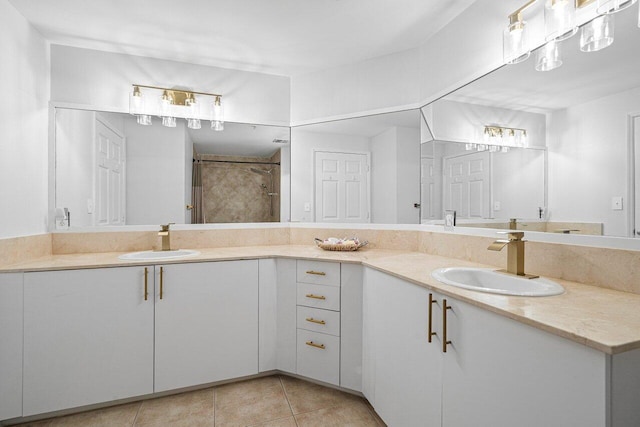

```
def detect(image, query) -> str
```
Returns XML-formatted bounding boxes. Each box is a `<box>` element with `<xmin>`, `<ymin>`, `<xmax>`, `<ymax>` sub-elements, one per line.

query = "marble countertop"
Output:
<box><xmin>2</xmin><ymin>245</ymin><xmax>639</xmax><ymax>355</ymax></box>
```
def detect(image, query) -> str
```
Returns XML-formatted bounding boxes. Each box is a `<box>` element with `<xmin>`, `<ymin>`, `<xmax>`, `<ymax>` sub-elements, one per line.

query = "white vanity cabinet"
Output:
<box><xmin>363</xmin><ymin>267</ymin><xmax>629</xmax><ymax>427</ymax></box>
<box><xmin>0</xmin><ymin>273</ymin><xmax>23</xmax><ymax>420</ymax></box>
<box><xmin>270</xmin><ymin>259</ymin><xmax>363</xmax><ymax>391</ymax></box>
<box><xmin>154</xmin><ymin>260</ymin><xmax>259</xmax><ymax>392</ymax></box>
<box><xmin>23</xmin><ymin>266</ymin><xmax>155</xmax><ymax>416</ymax></box>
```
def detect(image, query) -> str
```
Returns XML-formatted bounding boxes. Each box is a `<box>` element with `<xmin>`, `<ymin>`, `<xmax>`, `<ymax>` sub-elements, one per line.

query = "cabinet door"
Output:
<box><xmin>154</xmin><ymin>260</ymin><xmax>259</xmax><ymax>392</ymax></box>
<box><xmin>276</xmin><ymin>258</ymin><xmax>297</xmax><ymax>374</ymax></box>
<box><xmin>0</xmin><ymin>273</ymin><xmax>23</xmax><ymax>421</ymax></box>
<box><xmin>340</xmin><ymin>263</ymin><xmax>363</xmax><ymax>391</ymax></box>
<box><xmin>363</xmin><ymin>268</ymin><xmax>443</xmax><ymax>427</ymax></box>
<box><xmin>23</xmin><ymin>267</ymin><xmax>154</xmax><ymax>416</ymax></box>
<box><xmin>442</xmin><ymin>297</ymin><xmax>607</xmax><ymax>427</ymax></box>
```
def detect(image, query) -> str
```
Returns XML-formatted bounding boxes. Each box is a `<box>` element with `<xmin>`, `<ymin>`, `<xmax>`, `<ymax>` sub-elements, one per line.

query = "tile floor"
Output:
<box><xmin>14</xmin><ymin>375</ymin><xmax>386</xmax><ymax>427</ymax></box>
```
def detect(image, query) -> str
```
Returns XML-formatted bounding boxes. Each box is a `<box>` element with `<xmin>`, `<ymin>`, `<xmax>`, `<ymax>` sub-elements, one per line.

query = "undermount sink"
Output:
<box><xmin>431</xmin><ymin>267</ymin><xmax>564</xmax><ymax>297</ymax></box>
<box><xmin>118</xmin><ymin>249</ymin><xmax>200</xmax><ymax>261</ymax></box>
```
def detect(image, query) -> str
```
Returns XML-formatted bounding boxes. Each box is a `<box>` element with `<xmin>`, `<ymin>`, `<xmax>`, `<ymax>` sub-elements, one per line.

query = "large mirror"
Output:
<box><xmin>422</xmin><ymin>8</ymin><xmax>640</xmax><ymax>238</ymax></box>
<box><xmin>290</xmin><ymin>110</ymin><xmax>421</xmax><ymax>224</ymax></box>
<box><xmin>54</xmin><ymin>108</ymin><xmax>290</xmax><ymax>228</ymax></box>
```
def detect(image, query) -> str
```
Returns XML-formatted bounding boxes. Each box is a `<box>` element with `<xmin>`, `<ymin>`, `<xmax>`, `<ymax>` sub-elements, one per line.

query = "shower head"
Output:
<box><xmin>250</xmin><ymin>167</ymin><xmax>272</xmax><ymax>175</ymax></box>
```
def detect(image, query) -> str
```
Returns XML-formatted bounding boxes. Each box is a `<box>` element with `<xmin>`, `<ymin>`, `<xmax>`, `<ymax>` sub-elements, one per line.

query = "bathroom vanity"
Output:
<box><xmin>1</xmin><ymin>246</ymin><xmax>640</xmax><ymax>426</ymax></box>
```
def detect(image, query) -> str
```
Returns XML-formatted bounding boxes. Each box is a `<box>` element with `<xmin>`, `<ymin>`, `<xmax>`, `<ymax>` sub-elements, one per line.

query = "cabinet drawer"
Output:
<box><xmin>297</xmin><ymin>283</ymin><xmax>340</xmax><ymax>311</ymax></box>
<box><xmin>296</xmin><ymin>330</ymin><xmax>340</xmax><ymax>386</ymax></box>
<box><xmin>297</xmin><ymin>261</ymin><xmax>340</xmax><ymax>286</ymax></box>
<box><xmin>297</xmin><ymin>306</ymin><xmax>340</xmax><ymax>336</ymax></box>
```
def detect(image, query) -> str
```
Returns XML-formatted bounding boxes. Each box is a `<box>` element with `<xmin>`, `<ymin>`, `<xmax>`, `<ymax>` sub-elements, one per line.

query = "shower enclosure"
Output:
<box><xmin>197</xmin><ymin>152</ymin><xmax>281</xmax><ymax>223</ymax></box>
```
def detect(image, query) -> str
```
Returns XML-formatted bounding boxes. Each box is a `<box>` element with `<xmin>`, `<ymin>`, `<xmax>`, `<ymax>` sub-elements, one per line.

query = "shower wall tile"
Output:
<box><xmin>0</xmin><ymin>233</ymin><xmax>51</xmax><ymax>267</ymax></box>
<box><xmin>200</xmin><ymin>154</ymin><xmax>280</xmax><ymax>223</ymax></box>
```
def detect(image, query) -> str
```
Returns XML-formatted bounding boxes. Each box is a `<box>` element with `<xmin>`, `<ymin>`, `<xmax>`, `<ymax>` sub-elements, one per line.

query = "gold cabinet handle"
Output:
<box><xmin>428</xmin><ymin>293</ymin><xmax>437</xmax><ymax>343</ymax></box>
<box><xmin>442</xmin><ymin>299</ymin><xmax>452</xmax><ymax>353</ymax></box>
<box><xmin>144</xmin><ymin>267</ymin><xmax>149</xmax><ymax>301</ymax></box>
<box><xmin>305</xmin><ymin>294</ymin><xmax>326</xmax><ymax>300</ymax></box>
<box><xmin>159</xmin><ymin>266</ymin><xmax>164</xmax><ymax>300</ymax></box>
<box><xmin>306</xmin><ymin>341</ymin><xmax>325</xmax><ymax>349</ymax></box>
<box><xmin>306</xmin><ymin>317</ymin><xmax>326</xmax><ymax>325</ymax></box>
<box><xmin>306</xmin><ymin>270</ymin><xmax>326</xmax><ymax>276</ymax></box>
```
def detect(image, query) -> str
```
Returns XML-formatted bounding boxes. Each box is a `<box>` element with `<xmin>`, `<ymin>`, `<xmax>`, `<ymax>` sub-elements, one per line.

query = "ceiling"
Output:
<box><xmin>447</xmin><ymin>6</ymin><xmax>640</xmax><ymax>112</ymax></box>
<box><xmin>295</xmin><ymin>109</ymin><xmax>420</xmax><ymax>138</ymax></box>
<box><xmin>9</xmin><ymin>0</ymin><xmax>476</xmax><ymax>77</ymax></box>
<box><xmin>189</xmin><ymin>122</ymin><xmax>289</xmax><ymax>157</ymax></box>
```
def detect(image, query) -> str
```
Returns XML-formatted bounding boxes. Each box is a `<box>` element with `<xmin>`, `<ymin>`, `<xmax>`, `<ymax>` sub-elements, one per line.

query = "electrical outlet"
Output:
<box><xmin>304</xmin><ymin>202</ymin><xmax>311</xmax><ymax>212</ymax></box>
<box><xmin>493</xmin><ymin>201</ymin><xmax>501</xmax><ymax>211</ymax></box>
<box><xmin>87</xmin><ymin>199</ymin><xmax>94</xmax><ymax>214</ymax></box>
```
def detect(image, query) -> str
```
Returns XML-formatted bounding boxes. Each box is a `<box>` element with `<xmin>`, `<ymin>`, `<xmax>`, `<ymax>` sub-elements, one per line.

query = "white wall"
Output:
<box><xmin>124</xmin><ymin>116</ymin><xmax>188</xmax><ymax>225</ymax></box>
<box><xmin>370</xmin><ymin>128</ymin><xmax>397</xmax><ymax>223</ymax></box>
<box><xmin>0</xmin><ymin>0</ymin><xmax>50</xmax><ymax>239</ymax></box>
<box><xmin>54</xmin><ymin>109</ymin><xmax>94</xmax><ymax>228</ymax></box>
<box><xmin>50</xmin><ymin>45</ymin><xmax>290</xmax><ymax>125</ymax></box>
<box><xmin>290</xmin><ymin>130</ymin><xmax>370</xmax><ymax>222</ymax></box>
<box><xmin>396</xmin><ymin>126</ymin><xmax>421</xmax><ymax>223</ymax></box>
<box><xmin>429</xmin><ymin>99</ymin><xmax>546</xmax><ymax>148</ymax></box>
<box><xmin>492</xmin><ymin>148</ymin><xmax>545</xmax><ymax>219</ymax></box>
<box><xmin>547</xmin><ymin>87</ymin><xmax>640</xmax><ymax>237</ymax></box>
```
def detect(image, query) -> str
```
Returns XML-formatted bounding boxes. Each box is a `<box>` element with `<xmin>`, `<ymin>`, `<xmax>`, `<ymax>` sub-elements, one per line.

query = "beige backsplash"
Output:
<box><xmin>3</xmin><ymin>227</ymin><xmax>639</xmax><ymax>295</ymax></box>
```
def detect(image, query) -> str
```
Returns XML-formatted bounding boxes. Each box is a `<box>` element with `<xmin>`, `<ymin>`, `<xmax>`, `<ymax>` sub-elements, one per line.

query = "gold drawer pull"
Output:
<box><xmin>306</xmin><ymin>317</ymin><xmax>326</xmax><ymax>325</ymax></box>
<box><xmin>306</xmin><ymin>341</ymin><xmax>325</xmax><ymax>350</ymax></box>
<box><xmin>443</xmin><ymin>299</ymin><xmax>452</xmax><ymax>353</ymax></box>
<box><xmin>305</xmin><ymin>294</ymin><xmax>326</xmax><ymax>300</ymax></box>
<box><xmin>306</xmin><ymin>270</ymin><xmax>326</xmax><ymax>276</ymax></box>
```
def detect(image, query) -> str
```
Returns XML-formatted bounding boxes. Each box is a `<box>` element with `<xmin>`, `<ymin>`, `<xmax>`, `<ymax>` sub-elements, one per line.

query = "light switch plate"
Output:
<box><xmin>494</xmin><ymin>201</ymin><xmax>501</xmax><ymax>211</ymax></box>
<box><xmin>612</xmin><ymin>196</ymin><xmax>623</xmax><ymax>210</ymax></box>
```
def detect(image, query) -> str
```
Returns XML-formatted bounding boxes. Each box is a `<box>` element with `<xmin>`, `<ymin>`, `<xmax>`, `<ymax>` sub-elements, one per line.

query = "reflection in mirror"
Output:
<box><xmin>422</xmin><ymin>7</ymin><xmax>640</xmax><ymax>238</ymax></box>
<box><xmin>291</xmin><ymin>110</ymin><xmax>421</xmax><ymax>224</ymax></box>
<box><xmin>54</xmin><ymin>108</ymin><xmax>290</xmax><ymax>228</ymax></box>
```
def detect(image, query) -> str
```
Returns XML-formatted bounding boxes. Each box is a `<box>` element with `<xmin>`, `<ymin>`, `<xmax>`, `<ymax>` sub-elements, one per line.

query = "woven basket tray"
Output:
<box><xmin>314</xmin><ymin>238</ymin><xmax>368</xmax><ymax>251</ymax></box>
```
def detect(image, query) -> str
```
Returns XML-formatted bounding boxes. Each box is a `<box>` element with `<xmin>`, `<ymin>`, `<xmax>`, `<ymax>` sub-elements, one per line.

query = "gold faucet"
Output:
<box><xmin>158</xmin><ymin>223</ymin><xmax>174</xmax><ymax>251</ymax></box>
<box><xmin>487</xmin><ymin>231</ymin><xmax>538</xmax><ymax>279</ymax></box>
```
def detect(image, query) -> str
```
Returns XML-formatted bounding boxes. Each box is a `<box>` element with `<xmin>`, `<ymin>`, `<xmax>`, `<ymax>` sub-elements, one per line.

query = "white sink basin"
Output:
<box><xmin>431</xmin><ymin>267</ymin><xmax>564</xmax><ymax>297</ymax></box>
<box><xmin>118</xmin><ymin>249</ymin><xmax>200</xmax><ymax>261</ymax></box>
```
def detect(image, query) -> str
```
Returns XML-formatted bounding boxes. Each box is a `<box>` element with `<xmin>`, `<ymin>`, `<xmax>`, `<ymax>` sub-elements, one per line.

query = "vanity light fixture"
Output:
<box><xmin>128</xmin><ymin>85</ymin><xmax>223</xmax><ymax>131</ymax></box>
<box><xmin>545</xmin><ymin>0</ymin><xmax>578</xmax><ymax>41</ymax></box>
<box><xmin>596</xmin><ymin>0</ymin><xmax>637</xmax><ymax>14</ymax></box>
<box><xmin>470</xmin><ymin>125</ymin><xmax>528</xmax><ymax>152</ymax></box>
<box><xmin>503</xmin><ymin>0</ymin><xmax>537</xmax><ymax>64</ymax></box>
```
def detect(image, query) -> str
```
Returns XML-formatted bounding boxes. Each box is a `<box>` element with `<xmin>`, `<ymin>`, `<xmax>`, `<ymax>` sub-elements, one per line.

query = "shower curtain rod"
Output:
<box><xmin>194</xmin><ymin>159</ymin><xmax>280</xmax><ymax>166</ymax></box>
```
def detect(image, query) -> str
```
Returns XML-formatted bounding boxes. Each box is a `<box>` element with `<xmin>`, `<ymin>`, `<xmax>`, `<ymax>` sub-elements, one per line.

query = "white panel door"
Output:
<box><xmin>315</xmin><ymin>151</ymin><xmax>369</xmax><ymax>223</ymax></box>
<box><xmin>154</xmin><ymin>261</ymin><xmax>259</xmax><ymax>392</ymax></box>
<box><xmin>0</xmin><ymin>273</ymin><xmax>23</xmax><ymax>421</ymax></box>
<box><xmin>421</xmin><ymin>156</ymin><xmax>437</xmax><ymax>221</ymax></box>
<box><xmin>95</xmin><ymin>119</ymin><xmax>125</xmax><ymax>226</ymax></box>
<box><xmin>443</xmin><ymin>151</ymin><xmax>490</xmax><ymax>219</ymax></box>
<box><xmin>23</xmin><ymin>267</ymin><xmax>154</xmax><ymax>416</ymax></box>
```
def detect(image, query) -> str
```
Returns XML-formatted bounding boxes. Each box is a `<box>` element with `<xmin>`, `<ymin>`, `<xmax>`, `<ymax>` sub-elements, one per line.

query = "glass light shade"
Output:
<box><xmin>597</xmin><ymin>0</ymin><xmax>637</xmax><ymax>14</ymax></box>
<box><xmin>503</xmin><ymin>21</ymin><xmax>530</xmax><ymax>64</ymax></box>
<box><xmin>501</xmin><ymin>146</ymin><xmax>511</xmax><ymax>153</ymax></box>
<box><xmin>136</xmin><ymin>114</ymin><xmax>152</xmax><ymax>126</ymax></box>
<box><xmin>580</xmin><ymin>14</ymin><xmax>614</xmax><ymax>52</ymax></box>
<box><xmin>535</xmin><ymin>40</ymin><xmax>563</xmax><ymax>72</ymax></box>
<box><xmin>211</xmin><ymin>120</ymin><xmax>224</xmax><ymax>131</ymax></box>
<box><xmin>129</xmin><ymin>90</ymin><xmax>144</xmax><ymax>115</ymax></box>
<box><xmin>520</xmin><ymin>131</ymin><xmax>528</xmax><ymax>147</ymax></box>
<box><xmin>187</xmin><ymin>118</ymin><xmax>201</xmax><ymax>129</ymax></box>
<box><xmin>489</xmin><ymin>145</ymin><xmax>500</xmax><ymax>152</ymax></box>
<box><xmin>162</xmin><ymin>116</ymin><xmax>176</xmax><ymax>128</ymax></box>
<box><xmin>477</xmin><ymin>144</ymin><xmax>488</xmax><ymax>152</ymax></box>
<box><xmin>465</xmin><ymin>143</ymin><xmax>477</xmax><ymax>151</ymax></box>
<box><xmin>544</xmin><ymin>0</ymin><xmax>577</xmax><ymax>41</ymax></box>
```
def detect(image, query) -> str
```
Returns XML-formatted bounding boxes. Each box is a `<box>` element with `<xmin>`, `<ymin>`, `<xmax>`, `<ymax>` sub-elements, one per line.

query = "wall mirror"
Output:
<box><xmin>422</xmin><ymin>7</ymin><xmax>640</xmax><ymax>238</ymax></box>
<box><xmin>291</xmin><ymin>109</ymin><xmax>421</xmax><ymax>224</ymax></box>
<box><xmin>54</xmin><ymin>107</ymin><xmax>290</xmax><ymax>228</ymax></box>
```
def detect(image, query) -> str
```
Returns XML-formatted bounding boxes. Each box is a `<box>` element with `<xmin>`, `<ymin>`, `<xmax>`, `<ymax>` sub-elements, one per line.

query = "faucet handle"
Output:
<box><xmin>160</xmin><ymin>223</ymin><xmax>175</xmax><ymax>232</ymax></box>
<box><xmin>497</xmin><ymin>231</ymin><xmax>524</xmax><ymax>240</ymax></box>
